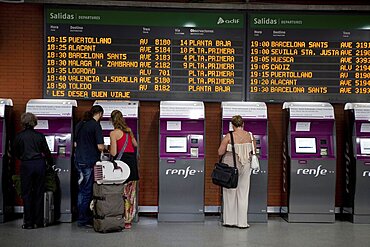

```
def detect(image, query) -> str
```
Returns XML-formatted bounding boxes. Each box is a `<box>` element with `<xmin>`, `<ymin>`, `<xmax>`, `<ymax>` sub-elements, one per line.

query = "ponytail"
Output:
<box><xmin>111</xmin><ymin>110</ymin><xmax>131</xmax><ymax>133</ymax></box>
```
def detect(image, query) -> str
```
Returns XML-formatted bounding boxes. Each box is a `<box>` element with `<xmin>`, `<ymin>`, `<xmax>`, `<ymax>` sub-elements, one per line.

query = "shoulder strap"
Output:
<box><xmin>249</xmin><ymin>132</ymin><xmax>256</xmax><ymax>155</ymax></box>
<box><xmin>116</xmin><ymin>133</ymin><xmax>129</xmax><ymax>160</ymax></box>
<box><xmin>229</xmin><ymin>131</ymin><xmax>237</xmax><ymax>168</ymax></box>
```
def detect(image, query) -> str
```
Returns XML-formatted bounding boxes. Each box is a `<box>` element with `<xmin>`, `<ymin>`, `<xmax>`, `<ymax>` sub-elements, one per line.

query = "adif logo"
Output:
<box><xmin>297</xmin><ymin>165</ymin><xmax>334</xmax><ymax>178</ymax></box>
<box><xmin>165</xmin><ymin>166</ymin><xmax>202</xmax><ymax>179</ymax></box>
<box><xmin>217</xmin><ymin>17</ymin><xmax>240</xmax><ymax>25</ymax></box>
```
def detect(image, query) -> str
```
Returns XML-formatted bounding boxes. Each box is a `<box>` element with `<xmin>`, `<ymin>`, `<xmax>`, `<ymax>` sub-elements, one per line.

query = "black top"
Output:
<box><xmin>74</xmin><ymin>119</ymin><xmax>104</xmax><ymax>165</ymax></box>
<box><xmin>13</xmin><ymin>128</ymin><xmax>53</xmax><ymax>164</ymax></box>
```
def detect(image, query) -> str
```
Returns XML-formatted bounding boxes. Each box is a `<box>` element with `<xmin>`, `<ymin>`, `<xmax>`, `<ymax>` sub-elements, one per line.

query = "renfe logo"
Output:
<box><xmin>296</xmin><ymin>165</ymin><xmax>332</xmax><ymax>178</ymax></box>
<box><xmin>252</xmin><ymin>169</ymin><xmax>267</xmax><ymax>175</ymax></box>
<box><xmin>363</xmin><ymin>171</ymin><xmax>370</xmax><ymax>177</ymax></box>
<box><xmin>165</xmin><ymin>166</ymin><xmax>202</xmax><ymax>179</ymax></box>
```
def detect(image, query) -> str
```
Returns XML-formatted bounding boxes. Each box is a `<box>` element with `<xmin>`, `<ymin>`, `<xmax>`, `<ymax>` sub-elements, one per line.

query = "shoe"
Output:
<box><xmin>35</xmin><ymin>224</ymin><xmax>45</xmax><ymax>228</ymax></box>
<box><xmin>78</xmin><ymin>223</ymin><xmax>93</xmax><ymax>228</ymax></box>
<box><xmin>222</xmin><ymin>224</ymin><xmax>235</xmax><ymax>228</ymax></box>
<box><xmin>22</xmin><ymin>224</ymin><xmax>34</xmax><ymax>229</ymax></box>
<box><xmin>238</xmin><ymin>224</ymin><xmax>250</xmax><ymax>229</ymax></box>
<box><xmin>124</xmin><ymin>223</ymin><xmax>132</xmax><ymax>229</ymax></box>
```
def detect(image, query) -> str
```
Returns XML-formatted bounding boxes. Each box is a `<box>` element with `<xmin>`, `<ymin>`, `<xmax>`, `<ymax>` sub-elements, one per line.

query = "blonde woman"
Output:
<box><xmin>110</xmin><ymin>110</ymin><xmax>139</xmax><ymax>229</ymax></box>
<box><xmin>217</xmin><ymin>115</ymin><xmax>256</xmax><ymax>229</ymax></box>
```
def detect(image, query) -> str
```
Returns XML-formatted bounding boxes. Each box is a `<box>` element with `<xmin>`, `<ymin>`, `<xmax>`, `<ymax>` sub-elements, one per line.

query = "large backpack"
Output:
<box><xmin>92</xmin><ymin>183</ymin><xmax>125</xmax><ymax>233</ymax></box>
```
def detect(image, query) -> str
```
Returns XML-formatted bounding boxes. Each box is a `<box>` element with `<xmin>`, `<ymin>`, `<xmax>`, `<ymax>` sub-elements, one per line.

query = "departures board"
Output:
<box><xmin>247</xmin><ymin>12</ymin><xmax>370</xmax><ymax>102</ymax></box>
<box><xmin>44</xmin><ymin>6</ymin><xmax>245</xmax><ymax>101</ymax></box>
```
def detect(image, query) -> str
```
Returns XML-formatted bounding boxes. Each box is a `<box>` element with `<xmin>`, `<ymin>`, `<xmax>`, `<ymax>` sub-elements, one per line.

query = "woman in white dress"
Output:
<box><xmin>217</xmin><ymin>115</ymin><xmax>256</xmax><ymax>229</ymax></box>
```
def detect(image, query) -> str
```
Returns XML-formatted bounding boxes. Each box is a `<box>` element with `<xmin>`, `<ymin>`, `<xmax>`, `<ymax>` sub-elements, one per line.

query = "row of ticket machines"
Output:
<box><xmin>0</xmin><ymin>99</ymin><xmax>370</xmax><ymax>223</ymax></box>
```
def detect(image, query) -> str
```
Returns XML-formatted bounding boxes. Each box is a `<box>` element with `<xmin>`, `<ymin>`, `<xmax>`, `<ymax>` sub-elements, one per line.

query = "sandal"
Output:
<box><xmin>124</xmin><ymin>223</ymin><xmax>132</xmax><ymax>229</ymax></box>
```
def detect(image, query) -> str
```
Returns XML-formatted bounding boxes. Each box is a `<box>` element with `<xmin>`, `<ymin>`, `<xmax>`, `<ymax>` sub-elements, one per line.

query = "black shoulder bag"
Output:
<box><xmin>211</xmin><ymin>131</ymin><xmax>238</xmax><ymax>189</ymax></box>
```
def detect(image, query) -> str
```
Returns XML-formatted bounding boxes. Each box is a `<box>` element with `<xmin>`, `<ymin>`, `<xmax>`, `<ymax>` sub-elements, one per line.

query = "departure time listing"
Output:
<box><xmin>45</xmin><ymin>32</ymin><xmax>244</xmax><ymax>101</ymax></box>
<box><xmin>248</xmin><ymin>13</ymin><xmax>370</xmax><ymax>102</ymax></box>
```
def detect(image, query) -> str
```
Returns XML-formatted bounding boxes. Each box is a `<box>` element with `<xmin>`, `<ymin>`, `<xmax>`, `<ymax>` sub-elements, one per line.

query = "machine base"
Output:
<box><xmin>158</xmin><ymin>213</ymin><xmax>204</xmax><ymax>222</ymax></box>
<box><xmin>284</xmin><ymin>213</ymin><xmax>335</xmax><ymax>223</ymax></box>
<box><xmin>59</xmin><ymin>213</ymin><xmax>72</xmax><ymax>223</ymax></box>
<box><xmin>350</xmin><ymin>214</ymin><xmax>370</xmax><ymax>224</ymax></box>
<box><xmin>248</xmin><ymin>213</ymin><xmax>268</xmax><ymax>223</ymax></box>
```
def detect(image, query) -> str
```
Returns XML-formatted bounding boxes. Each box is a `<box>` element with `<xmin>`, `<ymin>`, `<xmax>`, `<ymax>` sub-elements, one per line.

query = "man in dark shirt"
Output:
<box><xmin>13</xmin><ymin>112</ymin><xmax>53</xmax><ymax>229</ymax></box>
<box><xmin>74</xmin><ymin>105</ymin><xmax>104</xmax><ymax>228</ymax></box>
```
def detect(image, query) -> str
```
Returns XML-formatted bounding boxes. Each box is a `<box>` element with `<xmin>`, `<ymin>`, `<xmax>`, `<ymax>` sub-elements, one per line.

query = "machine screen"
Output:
<box><xmin>295</xmin><ymin>138</ymin><xmax>317</xmax><ymax>154</ymax></box>
<box><xmin>100</xmin><ymin>121</ymin><xmax>114</xmax><ymax>130</ymax></box>
<box><xmin>166</xmin><ymin>137</ymin><xmax>187</xmax><ymax>153</ymax></box>
<box><xmin>104</xmin><ymin>137</ymin><xmax>111</xmax><ymax>146</ymax></box>
<box><xmin>360</xmin><ymin>138</ymin><xmax>370</xmax><ymax>155</ymax></box>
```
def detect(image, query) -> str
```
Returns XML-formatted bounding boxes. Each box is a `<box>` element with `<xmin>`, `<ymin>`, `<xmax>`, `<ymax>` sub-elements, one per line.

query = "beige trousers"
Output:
<box><xmin>222</xmin><ymin>151</ymin><xmax>251</xmax><ymax>227</ymax></box>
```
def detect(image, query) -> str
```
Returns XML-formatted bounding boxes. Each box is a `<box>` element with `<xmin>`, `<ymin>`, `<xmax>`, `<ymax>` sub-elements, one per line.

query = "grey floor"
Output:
<box><xmin>1</xmin><ymin>216</ymin><xmax>370</xmax><ymax>247</ymax></box>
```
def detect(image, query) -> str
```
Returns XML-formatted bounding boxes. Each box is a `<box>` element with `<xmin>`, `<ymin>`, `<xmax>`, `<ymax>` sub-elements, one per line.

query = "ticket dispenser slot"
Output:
<box><xmin>159</xmin><ymin>101</ymin><xmax>205</xmax><ymax>222</ymax></box>
<box><xmin>283</xmin><ymin>102</ymin><xmax>336</xmax><ymax>223</ymax></box>
<box><xmin>26</xmin><ymin>99</ymin><xmax>77</xmax><ymax>223</ymax></box>
<box><xmin>56</xmin><ymin>136</ymin><xmax>67</xmax><ymax>157</ymax></box>
<box><xmin>221</xmin><ymin>101</ymin><xmax>268</xmax><ymax>223</ymax></box>
<box><xmin>320</xmin><ymin>139</ymin><xmax>328</xmax><ymax>157</ymax></box>
<box><xmin>58</xmin><ymin>146</ymin><xmax>66</xmax><ymax>157</ymax></box>
<box><xmin>255</xmin><ymin>138</ymin><xmax>261</xmax><ymax>155</ymax></box>
<box><xmin>344</xmin><ymin>103</ymin><xmax>370</xmax><ymax>223</ymax></box>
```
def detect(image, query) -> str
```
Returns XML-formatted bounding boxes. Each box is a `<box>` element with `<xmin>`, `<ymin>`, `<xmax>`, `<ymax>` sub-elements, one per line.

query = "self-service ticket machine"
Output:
<box><xmin>93</xmin><ymin>100</ymin><xmax>139</xmax><ymax>153</ymax></box>
<box><xmin>0</xmin><ymin>99</ymin><xmax>13</xmax><ymax>223</ymax></box>
<box><xmin>282</xmin><ymin>102</ymin><xmax>336</xmax><ymax>223</ymax></box>
<box><xmin>158</xmin><ymin>101</ymin><xmax>205</xmax><ymax>222</ymax></box>
<box><xmin>93</xmin><ymin>100</ymin><xmax>140</xmax><ymax>220</ymax></box>
<box><xmin>26</xmin><ymin>99</ymin><xmax>77</xmax><ymax>222</ymax></box>
<box><xmin>221</xmin><ymin>102</ymin><xmax>268</xmax><ymax>222</ymax></box>
<box><xmin>344</xmin><ymin>103</ymin><xmax>370</xmax><ymax>223</ymax></box>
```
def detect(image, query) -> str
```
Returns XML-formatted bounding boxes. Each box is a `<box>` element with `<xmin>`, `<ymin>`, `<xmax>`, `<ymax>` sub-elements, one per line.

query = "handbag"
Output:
<box><xmin>211</xmin><ymin>131</ymin><xmax>238</xmax><ymax>189</ymax></box>
<box><xmin>249</xmin><ymin>132</ymin><xmax>260</xmax><ymax>171</ymax></box>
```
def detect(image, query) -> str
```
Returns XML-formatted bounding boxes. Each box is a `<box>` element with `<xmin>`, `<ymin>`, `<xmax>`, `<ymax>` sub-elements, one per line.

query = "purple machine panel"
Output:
<box><xmin>290</xmin><ymin>119</ymin><xmax>335</xmax><ymax>160</ymax></box>
<box><xmin>93</xmin><ymin>100</ymin><xmax>139</xmax><ymax>154</ymax></box>
<box><xmin>221</xmin><ymin>119</ymin><xmax>268</xmax><ymax>159</ymax></box>
<box><xmin>344</xmin><ymin>103</ymin><xmax>370</xmax><ymax>223</ymax></box>
<box><xmin>282</xmin><ymin>102</ymin><xmax>336</xmax><ymax>223</ymax></box>
<box><xmin>221</xmin><ymin>102</ymin><xmax>268</xmax><ymax>222</ymax></box>
<box><xmin>159</xmin><ymin>119</ymin><xmax>204</xmax><ymax>159</ymax></box>
<box><xmin>26</xmin><ymin>99</ymin><xmax>77</xmax><ymax>223</ymax></box>
<box><xmin>158</xmin><ymin>101</ymin><xmax>205</xmax><ymax>222</ymax></box>
<box><xmin>34</xmin><ymin>118</ymin><xmax>73</xmax><ymax>157</ymax></box>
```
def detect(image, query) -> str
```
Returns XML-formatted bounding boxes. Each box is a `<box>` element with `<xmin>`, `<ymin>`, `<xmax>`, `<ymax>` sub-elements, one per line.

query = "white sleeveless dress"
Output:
<box><xmin>222</xmin><ymin>143</ymin><xmax>252</xmax><ymax>228</ymax></box>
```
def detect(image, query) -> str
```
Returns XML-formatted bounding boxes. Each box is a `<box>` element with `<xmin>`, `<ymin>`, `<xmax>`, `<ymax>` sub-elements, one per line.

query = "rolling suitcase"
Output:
<box><xmin>92</xmin><ymin>183</ymin><xmax>125</xmax><ymax>233</ymax></box>
<box><xmin>44</xmin><ymin>191</ymin><xmax>55</xmax><ymax>226</ymax></box>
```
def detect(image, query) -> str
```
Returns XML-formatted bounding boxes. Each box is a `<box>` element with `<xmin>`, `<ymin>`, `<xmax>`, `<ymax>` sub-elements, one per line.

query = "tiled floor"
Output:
<box><xmin>1</xmin><ymin>215</ymin><xmax>370</xmax><ymax>247</ymax></box>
